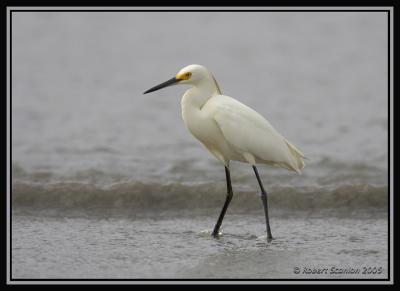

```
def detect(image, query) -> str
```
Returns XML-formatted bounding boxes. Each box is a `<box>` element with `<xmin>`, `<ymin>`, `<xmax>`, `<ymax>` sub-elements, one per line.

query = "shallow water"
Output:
<box><xmin>11</xmin><ymin>11</ymin><xmax>389</xmax><ymax>280</ymax></box>
<box><xmin>12</xmin><ymin>211</ymin><xmax>388</xmax><ymax>279</ymax></box>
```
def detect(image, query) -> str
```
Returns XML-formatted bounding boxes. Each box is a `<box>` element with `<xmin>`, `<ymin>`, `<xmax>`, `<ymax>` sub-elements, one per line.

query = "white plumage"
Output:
<box><xmin>144</xmin><ymin>64</ymin><xmax>305</xmax><ymax>239</ymax></box>
<box><xmin>178</xmin><ymin>64</ymin><xmax>305</xmax><ymax>172</ymax></box>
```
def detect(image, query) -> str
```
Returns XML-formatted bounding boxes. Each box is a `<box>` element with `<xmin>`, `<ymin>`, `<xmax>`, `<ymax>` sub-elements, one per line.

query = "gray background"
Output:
<box><xmin>11</xmin><ymin>11</ymin><xmax>389</xmax><ymax>279</ymax></box>
<box><xmin>12</xmin><ymin>11</ymin><xmax>388</xmax><ymax>187</ymax></box>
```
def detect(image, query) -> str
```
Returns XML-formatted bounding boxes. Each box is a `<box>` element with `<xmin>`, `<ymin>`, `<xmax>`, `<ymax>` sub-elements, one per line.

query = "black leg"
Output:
<box><xmin>212</xmin><ymin>166</ymin><xmax>233</xmax><ymax>238</ymax></box>
<box><xmin>252</xmin><ymin>165</ymin><xmax>273</xmax><ymax>241</ymax></box>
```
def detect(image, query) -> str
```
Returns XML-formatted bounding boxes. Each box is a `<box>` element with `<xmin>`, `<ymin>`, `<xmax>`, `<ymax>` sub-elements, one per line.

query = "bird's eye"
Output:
<box><xmin>186</xmin><ymin>72</ymin><xmax>192</xmax><ymax>79</ymax></box>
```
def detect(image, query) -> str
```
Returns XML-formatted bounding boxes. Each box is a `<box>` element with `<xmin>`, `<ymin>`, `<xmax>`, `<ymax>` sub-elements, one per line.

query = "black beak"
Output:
<box><xmin>143</xmin><ymin>77</ymin><xmax>181</xmax><ymax>94</ymax></box>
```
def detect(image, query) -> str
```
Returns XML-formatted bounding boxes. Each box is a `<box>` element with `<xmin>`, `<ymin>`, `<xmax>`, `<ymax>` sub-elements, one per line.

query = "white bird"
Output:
<box><xmin>144</xmin><ymin>64</ymin><xmax>305</xmax><ymax>240</ymax></box>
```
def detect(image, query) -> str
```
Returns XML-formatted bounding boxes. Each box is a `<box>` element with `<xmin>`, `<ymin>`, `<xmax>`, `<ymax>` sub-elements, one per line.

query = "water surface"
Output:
<box><xmin>11</xmin><ymin>11</ymin><xmax>389</xmax><ymax>280</ymax></box>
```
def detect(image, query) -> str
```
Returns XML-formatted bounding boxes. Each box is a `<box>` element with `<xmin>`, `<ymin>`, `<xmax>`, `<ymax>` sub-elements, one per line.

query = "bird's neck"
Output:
<box><xmin>182</xmin><ymin>79</ymin><xmax>221</xmax><ymax>110</ymax></box>
<box><xmin>181</xmin><ymin>89</ymin><xmax>206</xmax><ymax>119</ymax></box>
<box><xmin>180</xmin><ymin>78</ymin><xmax>222</xmax><ymax>146</ymax></box>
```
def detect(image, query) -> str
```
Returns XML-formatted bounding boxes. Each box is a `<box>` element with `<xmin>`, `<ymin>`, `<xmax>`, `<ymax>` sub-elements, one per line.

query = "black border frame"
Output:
<box><xmin>6</xmin><ymin>7</ymin><xmax>394</xmax><ymax>284</ymax></box>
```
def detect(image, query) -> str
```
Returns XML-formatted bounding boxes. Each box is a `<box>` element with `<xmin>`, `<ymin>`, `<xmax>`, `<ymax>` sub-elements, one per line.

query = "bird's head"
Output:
<box><xmin>175</xmin><ymin>64</ymin><xmax>210</xmax><ymax>84</ymax></box>
<box><xmin>143</xmin><ymin>64</ymin><xmax>219</xmax><ymax>94</ymax></box>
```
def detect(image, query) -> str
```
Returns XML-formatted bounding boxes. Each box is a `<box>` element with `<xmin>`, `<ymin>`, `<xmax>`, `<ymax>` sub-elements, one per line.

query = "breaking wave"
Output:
<box><xmin>12</xmin><ymin>181</ymin><xmax>388</xmax><ymax>211</ymax></box>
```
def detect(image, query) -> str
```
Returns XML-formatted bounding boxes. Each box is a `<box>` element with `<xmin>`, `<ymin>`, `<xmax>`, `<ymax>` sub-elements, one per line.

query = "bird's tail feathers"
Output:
<box><xmin>283</xmin><ymin>139</ymin><xmax>306</xmax><ymax>174</ymax></box>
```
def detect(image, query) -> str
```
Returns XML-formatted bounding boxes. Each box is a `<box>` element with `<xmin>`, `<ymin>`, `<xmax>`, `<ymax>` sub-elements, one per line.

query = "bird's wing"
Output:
<box><xmin>209</xmin><ymin>95</ymin><xmax>305</xmax><ymax>172</ymax></box>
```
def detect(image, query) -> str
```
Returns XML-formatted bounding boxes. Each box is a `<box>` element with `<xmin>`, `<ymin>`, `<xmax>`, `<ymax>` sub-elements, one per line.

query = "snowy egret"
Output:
<box><xmin>144</xmin><ymin>64</ymin><xmax>305</xmax><ymax>240</ymax></box>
